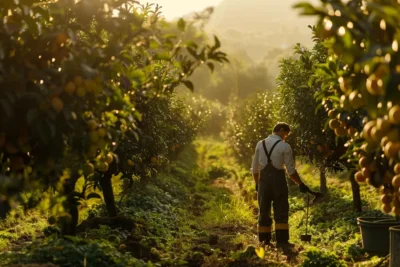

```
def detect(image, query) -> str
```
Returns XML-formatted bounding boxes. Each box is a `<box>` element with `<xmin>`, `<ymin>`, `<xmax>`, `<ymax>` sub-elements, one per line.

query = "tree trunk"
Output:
<box><xmin>100</xmin><ymin>173</ymin><xmax>118</xmax><ymax>217</ymax></box>
<box><xmin>61</xmin><ymin>177</ymin><xmax>79</xmax><ymax>236</ymax></box>
<box><xmin>349</xmin><ymin>170</ymin><xmax>362</xmax><ymax>212</ymax></box>
<box><xmin>319</xmin><ymin>165</ymin><xmax>328</xmax><ymax>194</ymax></box>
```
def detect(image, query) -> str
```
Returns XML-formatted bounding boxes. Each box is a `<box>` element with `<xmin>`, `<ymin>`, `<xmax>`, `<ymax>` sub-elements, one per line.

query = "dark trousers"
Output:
<box><xmin>257</xmin><ymin>164</ymin><xmax>289</xmax><ymax>244</ymax></box>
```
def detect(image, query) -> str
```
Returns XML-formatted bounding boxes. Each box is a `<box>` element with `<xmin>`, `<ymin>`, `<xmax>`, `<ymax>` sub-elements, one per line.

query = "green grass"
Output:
<box><xmin>202</xmin><ymin>197</ymin><xmax>255</xmax><ymax>227</ymax></box>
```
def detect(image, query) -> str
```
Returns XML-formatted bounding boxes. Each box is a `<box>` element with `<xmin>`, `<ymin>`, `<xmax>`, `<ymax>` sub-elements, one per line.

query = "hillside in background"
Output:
<box><xmin>206</xmin><ymin>0</ymin><xmax>317</xmax><ymax>83</ymax></box>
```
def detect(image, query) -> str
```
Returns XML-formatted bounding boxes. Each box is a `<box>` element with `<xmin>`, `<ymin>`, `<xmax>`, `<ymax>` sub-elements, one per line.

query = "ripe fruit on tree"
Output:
<box><xmin>394</xmin><ymin>163</ymin><xmax>400</xmax><ymax>174</ymax></box>
<box><xmin>334</xmin><ymin>126</ymin><xmax>347</xmax><ymax>137</ymax></box>
<box><xmin>381</xmin><ymin>194</ymin><xmax>392</xmax><ymax>204</ymax></box>
<box><xmin>51</xmin><ymin>97</ymin><xmax>64</xmax><ymax>113</ymax></box>
<box><xmin>97</xmin><ymin>161</ymin><xmax>109</xmax><ymax>172</ymax></box>
<box><xmin>359</xmin><ymin>157</ymin><xmax>369</xmax><ymax>168</ymax></box>
<box><xmin>393</xmin><ymin>175</ymin><xmax>400</xmax><ymax>188</ymax></box>
<box><xmin>328</xmin><ymin>109</ymin><xmax>337</xmax><ymax>118</ymax></box>
<box><xmin>389</xmin><ymin>105</ymin><xmax>400</xmax><ymax>124</ymax></box>
<box><xmin>384</xmin><ymin>142</ymin><xmax>400</xmax><ymax>158</ymax></box>
<box><xmin>106</xmin><ymin>153</ymin><xmax>114</xmax><ymax>164</ymax></box>
<box><xmin>329</xmin><ymin>119</ymin><xmax>340</xmax><ymax>130</ymax></box>
<box><xmin>87</xmin><ymin>120</ymin><xmax>98</xmax><ymax>131</ymax></box>
<box><xmin>127</xmin><ymin>160</ymin><xmax>134</xmax><ymax>166</ymax></box>
<box><xmin>366</xmin><ymin>74</ymin><xmax>384</xmax><ymax>96</ymax></box>
<box><xmin>98</xmin><ymin>128</ymin><xmax>107</xmax><ymax>138</ymax></box>
<box><xmin>64</xmin><ymin>81</ymin><xmax>76</xmax><ymax>95</ymax></box>
<box><xmin>355</xmin><ymin>171</ymin><xmax>366</xmax><ymax>183</ymax></box>
<box><xmin>83</xmin><ymin>162</ymin><xmax>95</xmax><ymax>176</ymax></box>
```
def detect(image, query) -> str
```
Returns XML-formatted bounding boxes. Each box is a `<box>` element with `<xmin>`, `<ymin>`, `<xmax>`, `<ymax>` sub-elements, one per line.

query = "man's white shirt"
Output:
<box><xmin>251</xmin><ymin>134</ymin><xmax>297</xmax><ymax>175</ymax></box>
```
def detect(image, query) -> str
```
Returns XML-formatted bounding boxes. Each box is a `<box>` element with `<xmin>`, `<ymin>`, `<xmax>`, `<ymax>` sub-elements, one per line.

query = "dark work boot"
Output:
<box><xmin>276</xmin><ymin>230</ymin><xmax>295</xmax><ymax>253</ymax></box>
<box><xmin>258</xmin><ymin>232</ymin><xmax>271</xmax><ymax>244</ymax></box>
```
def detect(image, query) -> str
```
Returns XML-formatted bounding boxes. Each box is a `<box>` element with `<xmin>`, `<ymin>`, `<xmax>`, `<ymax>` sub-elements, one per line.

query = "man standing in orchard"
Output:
<box><xmin>252</xmin><ymin>122</ymin><xmax>314</xmax><ymax>250</ymax></box>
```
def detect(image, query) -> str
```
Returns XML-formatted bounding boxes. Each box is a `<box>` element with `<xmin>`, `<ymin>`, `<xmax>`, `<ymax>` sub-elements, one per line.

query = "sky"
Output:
<box><xmin>147</xmin><ymin>0</ymin><xmax>222</xmax><ymax>19</ymax></box>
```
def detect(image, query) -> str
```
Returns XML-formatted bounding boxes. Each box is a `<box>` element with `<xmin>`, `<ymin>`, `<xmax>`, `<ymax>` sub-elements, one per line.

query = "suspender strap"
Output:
<box><xmin>262</xmin><ymin>140</ymin><xmax>282</xmax><ymax>164</ymax></box>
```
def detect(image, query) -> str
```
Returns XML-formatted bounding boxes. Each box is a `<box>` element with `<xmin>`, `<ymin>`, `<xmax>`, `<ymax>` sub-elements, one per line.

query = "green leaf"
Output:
<box><xmin>177</xmin><ymin>18</ymin><xmax>186</xmax><ymax>32</ymax></box>
<box><xmin>207</xmin><ymin>63</ymin><xmax>215</xmax><ymax>72</ymax></box>
<box><xmin>292</xmin><ymin>2</ymin><xmax>317</xmax><ymax>15</ymax></box>
<box><xmin>182</xmin><ymin>80</ymin><xmax>194</xmax><ymax>91</ymax></box>
<box><xmin>214</xmin><ymin>35</ymin><xmax>221</xmax><ymax>49</ymax></box>
<box><xmin>86</xmin><ymin>192</ymin><xmax>102</xmax><ymax>200</ymax></box>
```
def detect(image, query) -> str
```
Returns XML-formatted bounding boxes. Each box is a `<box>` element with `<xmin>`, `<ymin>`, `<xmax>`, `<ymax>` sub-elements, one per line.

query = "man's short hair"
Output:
<box><xmin>273</xmin><ymin>122</ymin><xmax>291</xmax><ymax>133</ymax></box>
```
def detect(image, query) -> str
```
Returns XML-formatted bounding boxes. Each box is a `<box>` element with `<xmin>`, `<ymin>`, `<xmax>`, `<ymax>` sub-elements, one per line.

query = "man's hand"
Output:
<box><xmin>299</xmin><ymin>183</ymin><xmax>310</xmax><ymax>194</ymax></box>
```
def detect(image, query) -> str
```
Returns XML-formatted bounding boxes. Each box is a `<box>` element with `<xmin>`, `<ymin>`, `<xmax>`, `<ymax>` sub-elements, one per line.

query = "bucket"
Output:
<box><xmin>357</xmin><ymin>217</ymin><xmax>400</xmax><ymax>254</ymax></box>
<box><xmin>390</xmin><ymin>226</ymin><xmax>400</xmax><ymax>267</ymax></box>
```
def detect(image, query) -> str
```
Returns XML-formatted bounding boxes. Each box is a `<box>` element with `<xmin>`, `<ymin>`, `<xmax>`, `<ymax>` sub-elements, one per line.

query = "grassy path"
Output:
<box><xmin>0</xmin><ymin>138</ymin><xmax>391</xmax><ymax>266</ymax></box>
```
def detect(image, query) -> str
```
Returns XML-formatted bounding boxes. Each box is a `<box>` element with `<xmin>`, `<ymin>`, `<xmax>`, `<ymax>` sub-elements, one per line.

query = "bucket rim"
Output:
<box><xmin>389</xmin><ymin>226</ymin><xmax>400</xmax><ymax>232</ymax></box>
<box><xmin>357</xmin><ymin>216</ymin><xmax>400</xmax><ymax>225</ymax></box>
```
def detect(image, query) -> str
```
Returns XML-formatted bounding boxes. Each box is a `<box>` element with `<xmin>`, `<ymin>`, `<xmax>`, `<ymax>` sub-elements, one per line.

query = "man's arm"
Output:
<box><xmin>251</xmin><ymin>142</ymin><xmax>260</xmax><ymax>189</ymax></box>
<box><xmin>284</xmin><ymin>144</ymin><xmax>310</xmax><ymax>191</ymax></box>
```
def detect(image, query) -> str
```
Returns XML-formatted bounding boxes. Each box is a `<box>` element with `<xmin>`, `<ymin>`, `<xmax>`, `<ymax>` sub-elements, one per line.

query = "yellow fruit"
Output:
<box><xmin>355</xmin><ymin>171</ymin><xmax>366</xmax><ymax>183</ymax></box>
<box><xmin>106</xmin><ymin>153</ymin><xmax>114</xmax><ymax>164</ymax></box>
<box><xmin>151</xmin><ymin>157</ymin><xmax>157</xmax><ymax>164</ymax></box>
<box><xmin>51</xmin><ymin>97</ymin><xmax>64</xmax><ymax>113</ymax></box>
<box><xmin>384</xmin><ymin>142</ymin><xmax>400</xmax><ymax>158</ymax></box>
<box><xmin>371</xmin><ymin>126</ymin><xmax>384</xmax><ymax>142</ymax></box>
<box><xmin>381</xmin><ymin>136</ymin><xmax>390</xmax><ymax>148</ymax></box>
<box><xmin>377</xmin><ymin>118</ymin><xmax>391</xmax><ymax>134</ymax></box>
<box><xmin>98</xmin><ymin>128</ymin><xmax>107</xmax><ymax>138</ymax></box>
<box><xmin>76</xmin><ymin>87</ymin><xmax>86</xmax><ymax>97</ymax></box>
<box><xmin>389</xmin><ymin>105</ymin><xmax>400</xmax><ymax>124</ymax></box>
<box><xmin>349</xmin><ymin>90</ymin><xmax>365</xmax><ymax>109</ymax></box>
<box><xmin>328</xmin><ymin>110</ymin><xmax>337</xmax><ymax>119</ymax></box>
<box><xmin>335</xmin><ymin>126</ymin><xmax>347</xmax><ymax>137</ymax></box>
<box><xmin>127</xmin><ymin>160</ymin><xmax>134</xmax><ymax>166</ymax></box>
<box><xmin>366</xmin><ymin>74</ymin><xmax>384</xmax><ymax>96</ymax></box>
<box><xmin>393</xmin><ymin>175</ymin><xmax>400</xmax><ymax>188</ymax></box>
<box><xmin>339</xmin><ymin>77</ymin><xmax>350</xmax><ymax>93</ymax></box>
<box><xmin>381</xmin><ymin>194</ymin><xmax>392</xmax><ymax>204</ymax></box>
<box><xmin>82</xmin><ymin>162</ymin><xmax>95</xmax><ymax>176</ymax></box>
<box><xmin>329</xmin><ymin>119</ymin><xmax>340</xmax><ymax>130</ymax></box>
<box><xmin>359</xmin><ymin>157</ymin><xmax>369</xmax><ymax>168</ymax></box>
<box><xmin>97</xmin><ymin>161</ymin><xmax>109</xmax><ymax>172</ymax></box>
<box><xmin>363</xmin><ymin>120</ymin><xmax>377</xmax><ymax>141</ymax></box>
<box><xmin>361</xmin><ymin>167</ymin><xmax>370</xmax><ymax>178</ymax></box>
<box><xmin>87</xmin><ymin>120</ymin><xmax>98</xmax><ymax>131</ymax></box>
<box><xmin>394</xmin><ymin>163</ymin><xmax>400</xmax><ymax>174</ymax></box>
<box><xmin>382</xmin><ymin>203</ymin><xmax>392</xmax><ymax>214</ymax></box>
<box><xmin>64</xmin><ymin>81</ymin><xmax>76</xmax><ymax>95</ymax></box>
<box><xmin>73</xmin><ymin>76</ymin><xmax>84</xmax><ymax>86</ymax></box>
<box><xmin>348</xmin><ymin>127</ymin><xmax>357</xmax><ymax>137</ymax></box>
<box><xmin>89</xmin><ymin>131</ymin><xmax>100</xmax><ymax>143</ymax></box>
<box><xmin>340</xmin><ymin>95</ymin><xmax>351</xmax><ymax>110</ymax></box>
